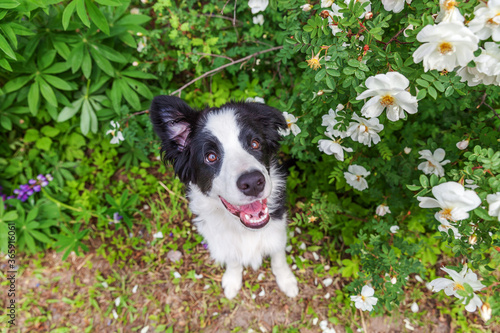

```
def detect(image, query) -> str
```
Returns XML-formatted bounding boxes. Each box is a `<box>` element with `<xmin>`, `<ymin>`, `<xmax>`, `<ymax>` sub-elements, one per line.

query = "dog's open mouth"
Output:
<box><xmin>220</xmin><ymin>197</ymin><xmax>270</xmax><ymax>229</ymax></box>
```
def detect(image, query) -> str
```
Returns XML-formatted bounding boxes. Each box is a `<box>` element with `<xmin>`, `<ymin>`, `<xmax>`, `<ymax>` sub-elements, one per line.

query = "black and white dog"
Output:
<box><xmin>150</xmin><ymin>96</ymin><xmax>298</xmax><ymax>299</ymax></box>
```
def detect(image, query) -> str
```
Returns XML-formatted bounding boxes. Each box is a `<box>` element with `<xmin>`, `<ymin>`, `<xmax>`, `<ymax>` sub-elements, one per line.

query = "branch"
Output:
<box><xmin>477</xmin><ymin>92</ymin><xmax>500</xmax><ymax>122</ymax></box>
<box><xmin>199</xmin><ymin>13</ymin><xmax>243</xmax><ymax>24</ymax></box>
<box><xmin>170</xmin><ymin>46</ymin><xmax>284</xmax><ymax>96</ymax></box>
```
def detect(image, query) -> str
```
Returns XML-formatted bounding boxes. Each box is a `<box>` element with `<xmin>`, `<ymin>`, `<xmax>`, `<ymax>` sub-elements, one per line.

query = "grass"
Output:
<box><xmin>0</xmin><ymin>164</ymin><xmax>498</xmax><ymax>333</ymax></box>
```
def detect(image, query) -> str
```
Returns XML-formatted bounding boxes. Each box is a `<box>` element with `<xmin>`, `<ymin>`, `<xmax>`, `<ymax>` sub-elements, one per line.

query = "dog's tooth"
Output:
<box><xmin>245</xmin><ymin>214</ymin><xmax>250</xmax><ymax>220</ymax></box>
<box><xmin>264</xmin><ymin>207</ymin><xmax>268</xmax><ymax>214</ymax></box>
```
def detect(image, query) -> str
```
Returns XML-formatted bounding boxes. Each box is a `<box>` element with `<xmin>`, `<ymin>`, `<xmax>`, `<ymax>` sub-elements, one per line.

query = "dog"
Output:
<box><xmin>149</xmin><ymin>96</ymin><xmax>298</xmax><ymax>299</ymax></box>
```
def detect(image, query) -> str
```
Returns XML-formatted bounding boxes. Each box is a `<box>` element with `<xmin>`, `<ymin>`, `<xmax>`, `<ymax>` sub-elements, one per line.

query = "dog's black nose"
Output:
<box><xmin>237</xmin><ymin>171</ymin><xmax>266</xmax><ymax>197</ymax></box>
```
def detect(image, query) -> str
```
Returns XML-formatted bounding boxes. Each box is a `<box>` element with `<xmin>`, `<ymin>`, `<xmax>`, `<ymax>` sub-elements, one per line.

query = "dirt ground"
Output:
<box><xmin>2</xmin><ymin>220</ymin><xmax>491</xmax><ymax>333</ymax></box>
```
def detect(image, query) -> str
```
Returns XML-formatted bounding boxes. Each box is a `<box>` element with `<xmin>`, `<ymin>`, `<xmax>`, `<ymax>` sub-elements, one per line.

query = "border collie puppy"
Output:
<box><xmin>150</xmin><ymin>96</ymin><xmax>298</xmax><ymax>299</ymax></box>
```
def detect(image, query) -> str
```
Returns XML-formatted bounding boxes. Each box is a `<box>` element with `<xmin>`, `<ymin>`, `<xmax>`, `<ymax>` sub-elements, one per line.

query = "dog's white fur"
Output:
<box><xmin>188</xmin><ymin>109</ymin><xmax>298</xmax><ymax>299</ymax></box>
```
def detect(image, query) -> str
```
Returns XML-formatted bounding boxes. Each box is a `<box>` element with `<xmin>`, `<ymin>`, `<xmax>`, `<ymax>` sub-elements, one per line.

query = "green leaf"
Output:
<box><xmin>1</xmin><ymin>23</ymin><xmax>17</xmax><ymax>49</ymax></box>
<box><xmin>406</xmin><ymin>185</ymin><xmax>421</xmax><ymax>191</ymax></box>
<box><xmin>89</xmin><ymin>46</ymin><xmax>115</xmax><ymax>77</ymax></box>
<box><xmin>24</xmin><ymin>128</ymin><xmax>39</xmax><ymax>142</ymax></box>
<box><xmin>444</xmin><ymin>86</ymin><xmax>454</xmax><ymax>97</ymax></box>
<box><xmin>419</xmin><ymin>174</ymin><xmax>429</xmax><ymax>188</ymax></box>
<box><xmin>416</xmin><ymin>79</ymin><xmax>429</xmax><ymax>87</ymax></box>
<box><xmin>110</xmin><ymin>79</ymin><xmax>122</xmax><ymax>112</ymax></box>
<box><xmin>121</xmin><ymin>70</ymin><xmax>157</xmax><ymax>80</ymax></box>
<box><xmin>325</xmin><ymin>75</ymin><xmax>335</xmax><ymax>90</ymax></box>
<box><xmin>433</xmin><ymin>81</ymin><xmax>445</xmax><ymax>92</ymax></box>
<box><xmin>429</xmin><ymin>174</ymin><xmax>438</xmax><ymax>187</ymax></box>
<box><xmin>90</xmin><ymin>43</ymin><xmax>126</xmax><ymax>63</ymax></box>
<box><xmin>85</xmin><ymin>0</ymin><xmax>109</xmax><ymax>35</ymax></box>
<box><xmin>30</xmin><ymin>230</ymin><xmax>52</xmax><ymax>243</ymax></box>
<box><xmin>28</xmin><ymin>81</ymin><xmax>39</xmax><ymax>116</ymax></box>
<box><xmin>343</xmin><ymin>67</ymin><xmax>355</xmax><ymax>75</ymax></box>
<box><xmin>69</xmin><ymin>43</ymin><xmax>84</xmax><ymax>73</ymax></box>
<box><xmin>36</xmin><ymin>137</ymin><xmax>52</xmax><ymax>151</ymax></box>
<box><xmin>347</xmin><ymin>59</ymin><xmax>359</xmax><ymax>67</ymax></box>
<box><xmin>3</xmin><ymin>210</ymin><xmax>18</xmax><ymax>221</ymax></box>
<box><xmin>76</xmin><ymin>0</ymin><xmax>90</xmax><ymax>27</ymax></box>
<box><xmin>428</xmin><ymin>86</ymin><xmax>437</xmax><ymax>99</ymax></box>
<box><xmin>314</xmin><ymin>68</ymin><xmax>326</xmax><ymax>81</ymax></box>
<box><xmin>0</xmin><ymin>57</ymin><xmax>12</xmax><ymax>71</ymax></box>
<box><xmin>117</xmin><ymin>79</ymin><xmax>140</xmax><ymax>110</ymax></box>
<box><xmin>44</xmin><ymin>62</ymin><xmax>71</xmax><ymax>74</ymax></box>
<box><xmin>39</xmin><ymin>77</ymin><xmax>57</xmax><ymax>107</ymax></box>
<box><xmin>0</xmin><ymin>0</ymin><xmax>20</xmax><ymax>9</ymax></box>
<box><xmin>38</xmin><ymin>49</ymin><xmax>56</xmax><ymax>70</ymax></box>
<box><xmin>474</xmin><ymin>208</ymin><xmax>493</xmax><ymax>221</ymax></box>
<box><xmin>58</xmin><ymin>97</ymin><xmax>84</xmax><ymax>122</ymax></box>
<box><xmin>43</xmin><ymin>74</ymin><xmax>74</xmax><ymax>91</ymax></box>
<box><xmin>3</xmin><ymin>75</ymin><xmax>31</xmax><ymax>92</ymax></box>
<box><xmin>123</xmin><ymin>77</ymin><xmax>153</xmax><ymax>100</ymax></box>
<box><xmin>62</xmin><ymin>0</ymin><xmax>77</xmax><ymax>30</ymax></box>
<box><xmin>95</xmin><ymin>0</ymin><xmax>121</xmax><ymax>5</ymax></box>
<box><xmin>421</xmin><ymin>74</ymin><xmax>434</xmax><ymax>81</ymax></box>
<box><xmin>416</xmin><ymin>89</ymin><xmax>427</xmax><ymax>100</ymax></box>
<box><xmin>41</xmin><ymin>125</ymin><xmax>60</xmax><ymax>137</ymax></box>
<box><xmin>82</xmin><ymin>50</ymin><xmax>92</xmax><ymax>78</ymax></box>
<box><xmin>24</xmin><ymin>233</ymin><xmax>36</xmax><ymax>253</ymax></box>
<box><xmin>81</xmin><ymin>98</ymin><xmax>92</xmax><ymax>135</ymax></box>
<box><xmin>393</xmin><ymin>52</ymin><xmax>403</xmax><ymax>68</ymax></box>
<box><xmin>53</xmin><ymin>41</ymin><xmax>71</xmax><ymax>60</ymax></box>
<box><xmin>0</xmin><ymin>115</ymin><xmax>11</xmax><ymax>130</ymax></box>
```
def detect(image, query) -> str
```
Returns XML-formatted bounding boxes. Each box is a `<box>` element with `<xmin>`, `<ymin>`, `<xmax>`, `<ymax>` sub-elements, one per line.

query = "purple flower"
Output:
<box><xmin>8</xmin><ymin>173</ymin><xmax>54</xmax><ymax>202</ymax></box>
<box><xmin>113</xmin><ymin>212</ymin><xmax>123</xmax><ymax>223</ymax></box>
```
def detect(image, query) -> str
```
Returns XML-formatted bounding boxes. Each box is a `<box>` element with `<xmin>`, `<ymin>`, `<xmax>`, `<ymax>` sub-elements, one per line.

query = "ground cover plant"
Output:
<box><xmin>0</xmin><ymin>0</ymin><xmax>499</xmax><ymax>332</ymax></box>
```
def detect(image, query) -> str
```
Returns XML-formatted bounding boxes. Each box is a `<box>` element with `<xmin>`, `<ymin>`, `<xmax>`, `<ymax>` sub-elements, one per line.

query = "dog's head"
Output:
<box><xmin>150</xmin><ymin>96</ymin><xmax>287</xmax><ymax>229</ymax></box>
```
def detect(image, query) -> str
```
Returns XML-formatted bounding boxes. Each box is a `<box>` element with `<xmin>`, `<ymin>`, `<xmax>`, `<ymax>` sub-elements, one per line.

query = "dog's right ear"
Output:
<box><xmin>149</xmin><ymin>95</ymin><xmax>199</xmax><ymax>160</ymax></box>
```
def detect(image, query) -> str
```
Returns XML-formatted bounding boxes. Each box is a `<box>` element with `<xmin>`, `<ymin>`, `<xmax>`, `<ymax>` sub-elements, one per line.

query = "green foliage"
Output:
<box><xmin>0</xmin><ymin>0</ymin><xmax>499</xmax><ymax>326</ymax></box>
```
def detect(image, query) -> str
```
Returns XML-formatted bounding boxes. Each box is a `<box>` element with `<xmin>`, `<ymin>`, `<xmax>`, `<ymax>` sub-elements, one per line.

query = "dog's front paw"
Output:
<box><xmin>276</xmin><ymin>272</ymin><xmax>299</xmax><ymax>298</ymax></box>
<box><xmin>222</xmin><ymin>271</ymin><xmax>242</xmax><ymax>299</ymax></box>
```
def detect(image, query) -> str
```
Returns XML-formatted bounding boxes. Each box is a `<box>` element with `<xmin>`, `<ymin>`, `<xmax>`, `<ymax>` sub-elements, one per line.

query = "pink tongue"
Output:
<box><xmin>239</xmin><ymin>201</ymin><xmax>263</xmax><ymax>215</ymax></box>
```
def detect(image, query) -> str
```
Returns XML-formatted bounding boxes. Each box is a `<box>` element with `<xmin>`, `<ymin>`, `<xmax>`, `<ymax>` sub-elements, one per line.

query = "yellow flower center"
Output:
<box><xmin>306</xmin><ymin>58</ymin><xmax>321</xmax><ymax>70</ymax></box>
<box><xmin>356</xmin><ymin>175</ymin><xmax>362</xmax><ymax>181</ymax></box>
<box><xmin>454</xmin><ymin>283</ymin><xmax>465</xmax><ymax>291</ymax></box>
<box><xmin>439</xmin><ymin>42</ymin><xmax>454</xmax><ymax>55</ymax></box>
<box><xmin>444</xmin><ymin>0</ymin><xmax>457</xmax><ymax>11</ymax></box>
<box><xmin>487</xmin><ymin>16</ymin><xmax>500</xmax><ymax>26</ymax></box>
<box><xmin>440</xmin><ymin>208</ymin><xmax>453</xmax><ymax>221</ymax></box>
<box><xmin>361</xmin><ymin>295</ymin><xmax>366</xmax><ymax>301</ymax></box>
<box><xmin>287</xmin><ymin>122</ymin><xmax>293</xmax><ymax>128</ymax></box>
<box><xmin>380</xmin><ymin>95</ymin><xmax>395</xmax><ymax>107</ymax></box>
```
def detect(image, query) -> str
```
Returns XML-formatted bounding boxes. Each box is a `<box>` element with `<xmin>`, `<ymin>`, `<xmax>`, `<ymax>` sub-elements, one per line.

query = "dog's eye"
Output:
<box><xmin>251</xmin><ymin>140</ymin><xmax>260</xmax><ymax>150</ymax></box>
<box><xmin>205</xmin><ymin>152</ymin><xmax>218</xmax><ymax>163</ymax></box>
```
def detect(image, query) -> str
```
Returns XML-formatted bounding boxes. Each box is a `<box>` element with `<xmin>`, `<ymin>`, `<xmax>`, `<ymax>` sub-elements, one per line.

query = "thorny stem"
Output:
<box><xmin>170</xmin><ymin>46</ymin><xmax>284</xmax><ymax>96</ymax></box>
<box><xmin>477</xmin><ymin>92</ymin><xmax>500</xmax><ymax>123</ymax></box>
